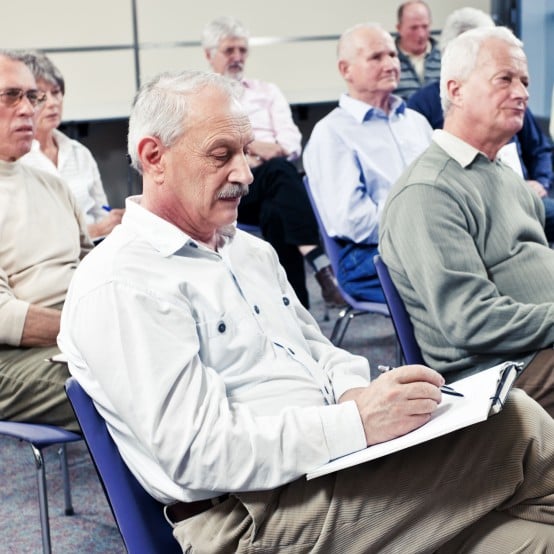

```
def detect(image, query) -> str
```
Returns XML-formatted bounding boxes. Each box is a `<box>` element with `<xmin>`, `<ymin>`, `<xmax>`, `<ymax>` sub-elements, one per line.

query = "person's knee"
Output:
<box><xmin>493</xmin><ymin>388</ymin><xmax>554</xmax><ymax>445</ymax></box>
<box><xmin>438</xmin><ymin>510</ymin><xmax>554</xmax><ymax>553</ymax></box>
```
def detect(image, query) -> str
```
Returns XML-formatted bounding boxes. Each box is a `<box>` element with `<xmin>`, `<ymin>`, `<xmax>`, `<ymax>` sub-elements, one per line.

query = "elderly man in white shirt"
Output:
<box><xmin>59</xmin><ymin>68</ymin><xmax>554</xmax><ymax>553</ymax></box>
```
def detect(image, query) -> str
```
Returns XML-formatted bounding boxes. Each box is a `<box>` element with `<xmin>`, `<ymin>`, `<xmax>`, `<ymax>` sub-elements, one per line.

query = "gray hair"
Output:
<box><xmin>127</xmin><ymin>70</ymin><xmax>242</xmax><ymax>173</ymax></box>
<box><xmin>337</xmin><ymin>22</ymin><xmax>388</xmax><ymax>61</ymax></box>
<box><xmin>440</xmin><ymin>26</ymin><xmax>523</xmax><ymax>115</ymax></box>
<box><xmin>439</xmin><ymin>8</ymin><xmax>495</xmax><ymax>53</ymax></box>
<box><xmin>201</xmin><ymin>16</ymin><xmax>250</xmax><ymax>53</ymax></box>
<box><xmin>0</xmin><ymin>49</ymin><xmax>27</xmax><ymax>64</ymax></box>
<box><xmin>17</xmin><ymin>50</ymin><xmax>65</xmax><ymax>94</ymax></box>
<box><xmin>0</xmin><ymin>49</ymin><xmax>65</xmax><ymax>93</ymax></box>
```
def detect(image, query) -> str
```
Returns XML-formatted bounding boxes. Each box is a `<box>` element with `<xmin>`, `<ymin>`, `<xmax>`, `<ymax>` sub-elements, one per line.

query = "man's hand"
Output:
<box><xmin>339</xmin><ymin>365</ymin><xmax>444</xmax><ymax>446</ymax></box>
<box><xmin>247</xmin><ymin>140</ymin><xmax>287</xmax><ymax>163</ymax></box>
<box><xmin>527</xmin><ymin>180</ymin><xmax>548</xmax><ymax>198</ymax></box>
<box><xmin>88</xmin><ymin>209</ymin><xmax>125</xmax><ymax>239</ymax></box>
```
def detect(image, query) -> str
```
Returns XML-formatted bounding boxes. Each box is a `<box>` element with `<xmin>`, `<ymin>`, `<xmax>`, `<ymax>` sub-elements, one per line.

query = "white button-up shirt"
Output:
<box><xmin>59</xmin><ymin>197</ymin><xmax>368</xmax><ymax>503</ymax></box>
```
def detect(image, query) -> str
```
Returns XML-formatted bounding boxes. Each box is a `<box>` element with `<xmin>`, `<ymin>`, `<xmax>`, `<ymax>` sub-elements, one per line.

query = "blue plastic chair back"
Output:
<box><xmin>374</xmin><ymin>255</ymin><xmax>425</xmax><ymax>365</ymax></box>
<box><xmin>302</xmin><ymin>176</ymin><xmax>389</xmax><ymax>316</ymax></box>
<box><xmin>65</xmin><ymin>378</ymin><xmax>180</xmax><ymax>554</ymax></box>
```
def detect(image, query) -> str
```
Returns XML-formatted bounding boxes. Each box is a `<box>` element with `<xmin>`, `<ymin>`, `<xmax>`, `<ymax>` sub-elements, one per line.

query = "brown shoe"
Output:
<box><xmin>315</xmin><ymin>265</ymin><xmax>347</xmax><ymax>308</ymax></box>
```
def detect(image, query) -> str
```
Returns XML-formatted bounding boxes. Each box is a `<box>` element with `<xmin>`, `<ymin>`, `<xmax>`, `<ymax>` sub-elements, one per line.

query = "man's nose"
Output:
<box><xmin>232</xmin><ymin>152</ymin><xmax>254</xmax><ymax>185</ymax></box>
<box><xmin>514</xmin><ymin>80</ymin><xmax>529</xmax><ymax>101</ymax></box>
<box><xmin>17</xmin><ymin>95</ymin><xmax>37</xmax><ymax>115</ymax></box>
<box><xmin>229</xmin><ymin>49</ymin><xmax>243</xmax><ymax>61</ymax></box>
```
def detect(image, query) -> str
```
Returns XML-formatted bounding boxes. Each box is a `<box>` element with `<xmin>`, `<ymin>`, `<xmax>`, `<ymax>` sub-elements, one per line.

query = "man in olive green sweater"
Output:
<box><xmin>380</xmin><ymin>26</ymin><xmax>554</xmax><ymax>416</ymax></box>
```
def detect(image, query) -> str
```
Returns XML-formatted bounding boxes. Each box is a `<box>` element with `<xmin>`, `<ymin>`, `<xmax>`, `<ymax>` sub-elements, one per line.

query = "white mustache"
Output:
<box><xmin>217</xmin><ymin>184</ymin><xmax>249</xmax><ymax>199</ymax></box>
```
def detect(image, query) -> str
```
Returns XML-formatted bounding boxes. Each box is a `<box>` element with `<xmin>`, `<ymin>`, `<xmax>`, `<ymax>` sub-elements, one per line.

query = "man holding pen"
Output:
<box><xmin>60</xmin><ymin>69</ymin><xmax>554</xmax><ymax>551</ymax></box>
<box><xmin>0</xmin><ymin>49</ymin><xmax>91</xmax><ymax>430</ymax></box>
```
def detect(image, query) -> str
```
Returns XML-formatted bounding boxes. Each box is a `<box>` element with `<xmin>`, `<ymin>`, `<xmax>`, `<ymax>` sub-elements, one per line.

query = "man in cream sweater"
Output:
<box><xmin>0</xmin><ymin>50</ymin><xmax>92</xmax><ymax>430</ymax></box>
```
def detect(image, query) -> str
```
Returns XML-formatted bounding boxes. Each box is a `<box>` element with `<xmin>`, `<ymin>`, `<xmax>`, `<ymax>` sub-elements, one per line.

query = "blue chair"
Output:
<box><xmin>303</xmin><ymin>176</ymin><xmax>398</xmax><ymax>353</ymax></box>
<box><xmin>65</xmin><ymin>377</ymin><xmax>181</xmax><ymax>554</ymax></box>
<box><xmin>0</xmin><ymin>421</ymin><xmax>81</xmax><ymax>554</ymax></box>
<box><xmin>374</xmin><ymin>255</ymin><xmax>425</xmax><ymax>365</ymax></box>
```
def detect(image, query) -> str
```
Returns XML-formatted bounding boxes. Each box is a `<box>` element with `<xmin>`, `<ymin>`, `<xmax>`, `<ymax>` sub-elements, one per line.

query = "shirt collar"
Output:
<box><xmin>339</xmin><ymin>93</ymin><xmax>406</xmax><ymax>123</ymax></box>
<box><xmin>0</xmin><ymin>158</ymin><xmax>19</xmax><ymax>177</ymax></box>
<box><xmin>123</xmin><ymin>196</ymin><xmax>236</xmax><ymax>257</ymax></box>
<box><xmin>432</xmin><ymin>129</ymin><xmax>486</xmax><ymax>168</ymax></box>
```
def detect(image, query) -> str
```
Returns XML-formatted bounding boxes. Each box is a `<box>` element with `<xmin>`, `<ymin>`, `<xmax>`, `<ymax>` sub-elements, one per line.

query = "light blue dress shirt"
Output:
<box><xmin>303</xmin><ymin>93</ymin><xmax>432</xmax><ymax>245</ymax></box>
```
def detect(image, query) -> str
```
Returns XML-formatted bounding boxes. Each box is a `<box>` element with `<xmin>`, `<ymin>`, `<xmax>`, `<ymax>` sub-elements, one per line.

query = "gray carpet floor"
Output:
<box><xmin>0</xmin><ymin>265</ymin><xmax>397</xmax><ymax>553</ymax></box>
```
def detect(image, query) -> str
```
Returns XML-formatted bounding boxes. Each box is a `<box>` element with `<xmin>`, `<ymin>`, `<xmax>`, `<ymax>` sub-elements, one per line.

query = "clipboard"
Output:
<box><xmin>307</xmin><ymin>361</ymin><xmax>522</xmax><ymax>480</ymax></box>
<box><xmin>489</xmin><ymin>361</ymin><xmax>522</xmax><ymax>415</ymax></box>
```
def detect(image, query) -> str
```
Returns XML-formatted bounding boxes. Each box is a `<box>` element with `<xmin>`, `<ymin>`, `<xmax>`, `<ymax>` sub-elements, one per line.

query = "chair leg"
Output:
<box><xmin>30</xmin><ymin>444</ymin><xmax>52</xmax><ymax>554</ymax></box>
<box><xmin>58</xmin><ymin>445</ymin><xmax>74</xmax><ymax>515</ymax></box>
<box><xmin>330</xmin><ymin>307</ymin><xmax>354</xmax><ymax>346</ymax></box>
<box><xmin>322</xmin><ymin>303</ymin><xmax>330</xmax><ymax>322</ymax></box>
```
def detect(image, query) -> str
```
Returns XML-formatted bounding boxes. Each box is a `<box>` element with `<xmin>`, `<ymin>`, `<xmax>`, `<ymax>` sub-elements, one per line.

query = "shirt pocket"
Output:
<box><xmin>194</xmin><ymin>307</ymin><xmax>266</xmax><ymax>374</ymax></box>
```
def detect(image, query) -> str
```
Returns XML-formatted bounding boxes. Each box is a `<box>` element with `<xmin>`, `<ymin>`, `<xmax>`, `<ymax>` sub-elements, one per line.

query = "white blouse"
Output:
<box><xmin>21</xmin><ymin>128</ymin><xmax>108</xmax><ymax>224</ymax></box>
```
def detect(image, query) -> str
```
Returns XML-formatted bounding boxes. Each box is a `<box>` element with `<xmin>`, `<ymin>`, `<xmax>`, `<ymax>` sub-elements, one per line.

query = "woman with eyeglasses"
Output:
<box><xmin>20</xmin><ymin>51</ymin><xmax>123</xmax><ymax>240</ymax></box>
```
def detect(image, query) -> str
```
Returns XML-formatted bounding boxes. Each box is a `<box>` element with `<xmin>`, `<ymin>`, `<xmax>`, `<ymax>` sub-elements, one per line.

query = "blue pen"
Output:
<box><xmin>102</xmin><ymin>205</ymin><xmax>112</xmax><ymax>212</ymax></box>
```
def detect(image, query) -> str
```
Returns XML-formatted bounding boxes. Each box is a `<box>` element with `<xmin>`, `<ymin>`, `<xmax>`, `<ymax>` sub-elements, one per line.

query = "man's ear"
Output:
<box><xmin>338</xmin><ymin>59</ymin><xmax>350</xmax><ymax>80</ymax></box>
<box><xmin>204</xmin><ymin>48</ymin><xmax>213</xmax><ymax>64</ymax></box>
<box><xmin>138</xmin><ymin>136</ymin><xmax>165</xmax><ymax>182</ymax></box>
<box><xmin>446</xmin><ymin>79</ymin><xmax>462</xmax><ymax>107</ymax></box>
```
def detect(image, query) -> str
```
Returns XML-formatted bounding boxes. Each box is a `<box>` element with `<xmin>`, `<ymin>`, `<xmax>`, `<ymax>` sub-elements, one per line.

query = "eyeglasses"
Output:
<box><xmin>0</xmin><ymin>88</ymin><xmax>47</xmax><ymax>108</ymax></box>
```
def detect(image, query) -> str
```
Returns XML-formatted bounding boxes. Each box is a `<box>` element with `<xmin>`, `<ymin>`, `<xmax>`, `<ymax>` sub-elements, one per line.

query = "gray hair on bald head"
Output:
<box><xmin>439</xmin><ymin>7</ymin><xmax>495</xmax><ymax>53</ymax></box>
<box><xmin>337</xmin><ymin>22</ymin><xmax>388</xmax><ymax>61</ymax></box>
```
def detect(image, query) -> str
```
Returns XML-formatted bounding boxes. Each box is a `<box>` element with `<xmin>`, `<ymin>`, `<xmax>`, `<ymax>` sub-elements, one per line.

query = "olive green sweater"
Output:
<box><xmin>380</xmin><ymin>135</ymin><xmax>554</xmax><ymax>380</ymax></box>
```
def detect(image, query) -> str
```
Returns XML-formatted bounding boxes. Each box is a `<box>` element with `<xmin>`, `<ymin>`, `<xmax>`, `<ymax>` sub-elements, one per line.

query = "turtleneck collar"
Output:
<box><xmin>0</xmin><ymin>158</ymin><xmax>21</xmax><ymax>177</ymax></box>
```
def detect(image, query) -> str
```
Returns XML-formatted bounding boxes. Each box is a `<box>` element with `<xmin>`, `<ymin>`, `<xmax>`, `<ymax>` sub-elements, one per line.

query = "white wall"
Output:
<box><xmin>1</xmin><ymin>0</ymin><xmax>489</xmax><ymax>121</ymax></box>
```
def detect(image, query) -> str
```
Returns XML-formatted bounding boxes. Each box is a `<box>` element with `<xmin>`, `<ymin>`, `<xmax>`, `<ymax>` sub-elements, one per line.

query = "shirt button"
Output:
<box><xmin>282</xmin><ymin>297</ymin><xmax>290</xmax><ymax>306</ymax></box>
<box><xmin>217</xmin><ymin>321</ymin><xmax>226</xmax><ymax>333</ymax></box>
<box><xmin>253</xmin><ymin>305</ymin><xmax>260</xmax><ymax>314</ymax></box>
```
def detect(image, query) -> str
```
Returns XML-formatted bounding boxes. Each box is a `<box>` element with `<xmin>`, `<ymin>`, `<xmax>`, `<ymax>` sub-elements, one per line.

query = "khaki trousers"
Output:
<box><xmin>0</xmin><ymin>344</ymin><xmax>77</xmax><ymax>431</ymax></box>
<box><xmin>173</xmin><ymin>390</ymin><xmax>554</xmax><ymax>553</ymax></box>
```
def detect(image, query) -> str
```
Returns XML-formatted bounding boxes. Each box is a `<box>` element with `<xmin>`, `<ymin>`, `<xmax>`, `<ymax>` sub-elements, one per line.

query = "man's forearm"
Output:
<box><xmin>20</xmin><ymin>304</ymin><xmax>61</xmax><ymax>347</ymax></box>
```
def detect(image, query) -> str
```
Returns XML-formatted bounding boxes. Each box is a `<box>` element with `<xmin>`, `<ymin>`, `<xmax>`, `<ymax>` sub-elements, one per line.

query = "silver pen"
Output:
<box><xmin>377</xmin><ymin>365</ymin><xmax>464</xmax><ymax>397</ymax></box>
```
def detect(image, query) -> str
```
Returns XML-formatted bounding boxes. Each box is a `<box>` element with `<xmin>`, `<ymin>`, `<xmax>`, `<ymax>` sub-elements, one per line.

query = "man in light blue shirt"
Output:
<box><xmin>303</xmin><ymin>22</ymin><xmax>432</xmax><ymax>302</ymax></box>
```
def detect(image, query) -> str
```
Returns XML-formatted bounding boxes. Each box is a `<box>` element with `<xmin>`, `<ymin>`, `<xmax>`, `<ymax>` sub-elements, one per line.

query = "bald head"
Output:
<box><xmin>337</xmin><ymin>23</ymin><xmax>400</xmax><ymax>109</ymax></box>
<box><xmin>338</xmin><ymin>23</ymin><xmax>391</xmax><ymax>62</ymax></box>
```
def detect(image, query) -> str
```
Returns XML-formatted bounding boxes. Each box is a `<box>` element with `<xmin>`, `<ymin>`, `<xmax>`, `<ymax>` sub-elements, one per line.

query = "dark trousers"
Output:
<box><xmin>238</xmin><ymin>158</ymin><xmax>320</xmax><ymax>308</ymax></box>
